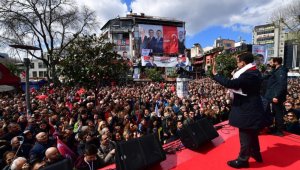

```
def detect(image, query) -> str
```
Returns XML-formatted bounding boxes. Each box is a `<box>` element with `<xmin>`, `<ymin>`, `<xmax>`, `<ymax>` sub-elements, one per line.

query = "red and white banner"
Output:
<box><xmin>141</xmin><ymin>55</ymin><xmax>190</xmax><ymax>67</ymax></box>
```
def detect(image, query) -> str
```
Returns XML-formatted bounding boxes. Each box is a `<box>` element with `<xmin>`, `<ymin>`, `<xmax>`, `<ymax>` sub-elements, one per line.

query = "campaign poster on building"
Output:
<box><xmin>141</xmin><ymin>55</ymin><xmax>191</xmax><ymax>68</ymax></box>
<box><xmin>141</xmin><ymin>56</ymin><xmax>178</xmax><ymax>67</ymax></box>
<box><xmin>252</xmin><ymin>45</ymin><xmax>267</xmax><ymax>64</ymax></box>
<box><xmin>177</xmin><ymin>27</ymin><xmax>186</xmax><ymax>54</ymax></box>
<box><xmin>138</xmin><ymin>24</ymin><xmax>185</xmax><ymax>55</ymax></box>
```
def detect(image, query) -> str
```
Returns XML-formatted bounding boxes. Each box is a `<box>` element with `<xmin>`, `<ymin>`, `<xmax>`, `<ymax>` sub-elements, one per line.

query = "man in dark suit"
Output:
<box><xmin>139</xmin><ymin>27</ymin><xmax>148</xmax><ymax>54</ymax></box>
<box><xmin>147</xmin><ymin>29</ymin><xmax>156</xmax><ymax>51</ymax></box>
<box><xmin>176</xmin><ymin>56</ymin><xmax>186</xmax><ymax>67</ymax></box>
<box><xmin>154</xmin><ymin>29</ymin><xmax>163</xmax><ymax>53</ymax></box>
<box><xmin>178</xmin><ymin>31</ymin><xmax>186</xmax><ymax>54</ymax></box>
<box><xmin>264</xmin><ymin>57</ymin><xmax>288</xmax><ymax>136</ymax></box>
<box><xmin>212</xmin><ymin>52</ymin><xmax>264</xmax><ymax>168</ymax></box>
<box><xmin>145</xmin><ymin>55</ymin><xmax>157</xmax><ymax>67</ymax></box>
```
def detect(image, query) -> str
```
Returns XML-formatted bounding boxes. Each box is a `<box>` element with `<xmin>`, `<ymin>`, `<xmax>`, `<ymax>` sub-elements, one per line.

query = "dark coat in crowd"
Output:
<box><xmin>74</xmin><ymin>155</ymin><xmax>104</xmax><ymax>170</ymax></box>
<box><xmin>213</xmin><ymin>69</ymin><xmax>265</xmax><ymax>129</ymax></box>
<box><xmin>264</xmin><ymin>65</ymin><xmax>288</xmax><ymax>103</ymax></box>
<box><xmin>285</xmin><ymin>122</ymin><xmax>300</xmax><ymax>135</ymax></box>
<box><xmin>29</xmin><ymin>140</ymin><xmax>54</xmax><ymax>163</ymax></box>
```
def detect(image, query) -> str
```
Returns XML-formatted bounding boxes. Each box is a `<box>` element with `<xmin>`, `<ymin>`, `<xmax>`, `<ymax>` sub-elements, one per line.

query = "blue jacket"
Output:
<box><xmin>213</xmin><ymin>68</ymin><xmax>264</xmax><ymax>129</ymax></box>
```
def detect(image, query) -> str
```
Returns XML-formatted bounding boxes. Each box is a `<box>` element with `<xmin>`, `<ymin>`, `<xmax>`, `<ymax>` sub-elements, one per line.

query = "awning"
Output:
<box><xmin>0</xmin><ymin>85</ymin><xmax>15</xmax><ymax>92</ymax></box>
<box><xmin>0</xmin><ymin>63</ymin><xmax>20</xmax><ymax>86</ymax></box>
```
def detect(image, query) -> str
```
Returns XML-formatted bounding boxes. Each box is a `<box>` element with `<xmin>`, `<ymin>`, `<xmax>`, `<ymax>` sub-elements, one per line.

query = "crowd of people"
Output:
<box><xmin>0</xmin><ymin>74</ymin><xmax>300</xmax><ymax>169</ymax></box>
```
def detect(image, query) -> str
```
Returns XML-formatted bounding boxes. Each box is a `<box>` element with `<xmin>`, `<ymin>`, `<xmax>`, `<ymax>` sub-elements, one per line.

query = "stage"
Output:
<box><xmin>101</xmin><ymin>121</ymin><xmax>300</xmax><ymax>170</ymax></box>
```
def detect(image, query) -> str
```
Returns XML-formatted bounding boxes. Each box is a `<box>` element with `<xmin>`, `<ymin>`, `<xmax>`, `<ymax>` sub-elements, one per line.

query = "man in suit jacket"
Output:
<box><xmin>139</xmin><ymin>27</ymin><xmax>148</xmax><ymax>53</ymax></box>
<box><xmin>145</xmin><ymin>56</ymin><xmax>157</xmax><ymax>67</ymax></box>
<box><xmin>154</xmin><ymin>29</ymin><xmax>163</xmax><ymax>53</ymax></box>
<box><xmin>212</xmin><ymin>52</ymin><xmax>264</xmax><ymax>168</ymax></box>
<box><xmin>147</xmin><ymin>29</ymin><xmax>156</xmax><ymax>51</ymax></box>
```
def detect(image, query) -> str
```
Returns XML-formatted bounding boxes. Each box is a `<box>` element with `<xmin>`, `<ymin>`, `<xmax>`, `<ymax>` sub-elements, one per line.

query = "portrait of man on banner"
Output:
<box><xmin>145</xmin><ymin>55</ymin><xmax>157</xmax><ymax>67</ymax></box>
<box><xmin>176</xmin><ymin>56</ymin><xmax>186</xmax><ymax>67</ymax></box>
<box><xmin>178</xmin><ymin>30</ymin><xmax>186</xmax><ymax>54</ymax></box>
<box><xmin>139</xmin><ymin>26</ymin><xmax>149</xmax><ymax>53</ymax></box>
<box><xmin>154</xmin><ymin>29</ymin><xmax>163</xmax><ymax>53</ymax></box>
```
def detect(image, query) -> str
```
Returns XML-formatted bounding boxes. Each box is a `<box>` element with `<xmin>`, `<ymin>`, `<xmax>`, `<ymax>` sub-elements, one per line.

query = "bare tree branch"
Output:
<box><xmin>0</xmin><ymin>0</ymin><xmax>98</xmax><ymax>82</ymax></box>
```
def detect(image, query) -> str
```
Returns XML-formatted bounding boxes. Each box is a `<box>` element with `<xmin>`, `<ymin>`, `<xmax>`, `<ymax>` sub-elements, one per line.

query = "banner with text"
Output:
<box><xmin>142</xmin><ymin>55</ymin><xmax>190</xmax><ymax>67</ymax></box>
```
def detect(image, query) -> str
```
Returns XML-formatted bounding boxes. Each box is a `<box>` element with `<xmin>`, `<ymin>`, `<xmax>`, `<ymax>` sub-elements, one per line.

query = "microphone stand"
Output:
<box><xmin>12</xmin><ymin>137</ymin><xmax>25</xmax><ymax>163</ymax></box>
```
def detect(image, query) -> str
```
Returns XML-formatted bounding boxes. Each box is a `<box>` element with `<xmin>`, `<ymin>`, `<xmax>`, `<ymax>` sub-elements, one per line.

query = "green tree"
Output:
<box><xmin>207</xmin><ymin>52</ymin><xmax>238</xmax><ymax>78</ymax></box>
<box><xmin>0</xmin><ymin>0</ymin><xmax>97</xmax><ymax>83</ymax></box>
<box><xmin>215</xmin><ymin>53</ymin><xmax>237</xmax><ymax>78</ymax></box>
<box><xmin>58</xmin><ymin>34</ymin><xmax>129</xmax><ymax>89</ymax></box>
<box><xmin>145</xmin><ymin>68</ymin><xmax>163</xmax><ymax>82</ymax></box>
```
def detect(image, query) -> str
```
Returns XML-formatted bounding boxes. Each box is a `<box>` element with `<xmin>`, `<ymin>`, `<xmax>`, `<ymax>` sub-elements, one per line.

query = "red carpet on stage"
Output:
<box><xmin>101</xmin><ymin>122</ymin><xmax>300</xmax><ymax>170</ymax></box>
<box><xmin>172</xmin><ymin>131</ymin><xmax>300</xmax><ymax>170</ymax></box>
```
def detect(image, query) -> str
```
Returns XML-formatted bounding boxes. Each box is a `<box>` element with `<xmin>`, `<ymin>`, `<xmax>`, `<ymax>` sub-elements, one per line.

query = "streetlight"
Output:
<box><xmin>9</xmin><ymin>44</ymin><xmax>41</xmax><ymax>116</ymax></box>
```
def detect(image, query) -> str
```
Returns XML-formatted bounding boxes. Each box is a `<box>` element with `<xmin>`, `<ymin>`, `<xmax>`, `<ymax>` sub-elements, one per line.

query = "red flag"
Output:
<box><xmin>163</xmin><ymin>26</ymin><xmax>178</xmax><ymax>54</ymax></box>
<box><xmin>57</xmin><ymin>137</ymin><xmax>77</xmax><ymax>162</ymax></box>
<box><xmin>21</xmin><ymin>71</ymin><xmax>26</xmax><ymax>78</ymax></box>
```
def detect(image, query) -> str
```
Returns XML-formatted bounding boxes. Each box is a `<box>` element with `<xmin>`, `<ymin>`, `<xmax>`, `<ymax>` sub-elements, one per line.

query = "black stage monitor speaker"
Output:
<box><xmin>115</xmin><ymin>134</ymin><xmax>166</xmax><ymax>170</ymax></box>
<box><xmin>40</xmin><ymin>159</ymin><xmax>72</xmax><ymax>170</ymax></box>
<box><xmin>178</xmin><ymin>118</ymin><xmax>219</xmax><ymax>150</ymax></box>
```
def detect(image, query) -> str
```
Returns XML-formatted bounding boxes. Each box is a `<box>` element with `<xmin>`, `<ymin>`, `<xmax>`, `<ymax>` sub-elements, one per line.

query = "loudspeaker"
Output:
<box><xmin>178</xmin><ymin>118</ymin><xmax>219</xmax><ymax>150</ymax></box>
<box><xmin>115</xmin><ymin>134</ymin><xmax>166</xmax><ymax>170</ymax></box>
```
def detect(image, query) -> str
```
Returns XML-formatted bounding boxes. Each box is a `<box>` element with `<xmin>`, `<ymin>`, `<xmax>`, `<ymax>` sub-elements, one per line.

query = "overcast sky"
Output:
<box><xmin>0</xmin><ymin>0</ymin><xmax>293</xmax><ymax>57</ymax></box>
<box><xmin>76</xmin><ymin>0</ymin><xmax>293</xmax><ymax>48</ymax></box>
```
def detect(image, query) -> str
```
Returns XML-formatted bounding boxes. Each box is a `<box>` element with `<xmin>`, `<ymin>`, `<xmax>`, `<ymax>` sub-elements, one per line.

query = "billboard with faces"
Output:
<box><xmin>138</xmin><ymin>24</ymin><xmax>186</xmax><ymax>55</ymax></box>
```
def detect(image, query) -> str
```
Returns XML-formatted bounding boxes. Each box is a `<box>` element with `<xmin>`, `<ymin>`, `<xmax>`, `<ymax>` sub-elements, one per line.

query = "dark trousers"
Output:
<box><xmin>271</xmin><ymin>102</ymin><xmax>285</xmax><ymax>131</ymax></box>
<box><xmin>238</xmin><ymin>128</ymin><xmax>260</xmax><ymax>161</ymax></box>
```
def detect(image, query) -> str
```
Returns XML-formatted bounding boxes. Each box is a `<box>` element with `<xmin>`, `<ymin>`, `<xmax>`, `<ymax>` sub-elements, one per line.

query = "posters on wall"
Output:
<box><xmin>141</xmin><ymin>49</ymin><xmax>190</xmax><ymax>67</ymax></box>
<box><xmin>138</xmin><ymin>24</ymin><xmax>186</xmax><ymax>55</ymax></box>
<box><xmin>252</xmin><ymin>45</ymin><xmax>268</xmax><ymax>64</ymax></box>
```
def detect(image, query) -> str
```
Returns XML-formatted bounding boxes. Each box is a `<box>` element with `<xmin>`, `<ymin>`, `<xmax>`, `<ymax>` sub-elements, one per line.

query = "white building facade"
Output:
<box><xmin>252</xmin><ymin>22</ymin><xmax>285</xmax><ymax>59</ymax></box>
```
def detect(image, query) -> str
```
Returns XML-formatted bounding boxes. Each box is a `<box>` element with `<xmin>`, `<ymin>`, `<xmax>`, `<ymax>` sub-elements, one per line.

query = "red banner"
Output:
<box><xmin>163</xmin><ymin>26</ymin><xmax>178</xmax><ymax>54</ymax></box>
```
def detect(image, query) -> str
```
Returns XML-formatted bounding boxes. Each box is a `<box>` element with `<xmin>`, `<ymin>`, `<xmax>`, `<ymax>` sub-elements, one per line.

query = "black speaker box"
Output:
<box><xmin>178</xmin><ymin>118</ymin><xmax>219</xmax><ymax>150</ymax></box>
<box><xmin>115</xmin><ymin>134</ymin><xmax>166</xmax><ymax>170</ymax></box>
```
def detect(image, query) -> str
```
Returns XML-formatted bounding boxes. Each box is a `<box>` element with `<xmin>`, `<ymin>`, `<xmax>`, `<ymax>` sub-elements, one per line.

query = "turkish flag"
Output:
<box><xmin>57</xmin><ymin>137</ymin><xmax>77</xmax><ymax>162</ymax></box>
<box><xmin>163</xmin><ymin>26</ymin><xmax>178</xmax><ymax>54</ymax></box>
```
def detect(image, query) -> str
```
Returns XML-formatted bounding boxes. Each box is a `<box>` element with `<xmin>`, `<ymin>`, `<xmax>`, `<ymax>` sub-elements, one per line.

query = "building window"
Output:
<box><xmin>44</xmin><ymin>71</ymin><xmax>47</xmax><ymax>77</ymax></box>
<box><xmin>30</xmin><ymin>63</ymin><xmax>35</xmax><ymax>69</ymax></box>
<box><xmin>39</xmin><ymin>71</ymin><xmax>44</xmax><ymax>77</ymax></box>
<box><xmin>38</xmin><ymin>62</ymin><xmax>46</xmax><ymax>68</ymax></box>
<box><xmin>32</xmin><ymin>71</ymin><xmax>37</xmax><ymax>77</ymax></box>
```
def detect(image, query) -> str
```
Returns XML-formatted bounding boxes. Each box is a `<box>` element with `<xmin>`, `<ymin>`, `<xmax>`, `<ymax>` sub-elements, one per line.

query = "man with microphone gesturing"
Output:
<box><xmin>211</xmin><ymin>52</ymin><xmax>265</xmax><ymax>168</ymax></box>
